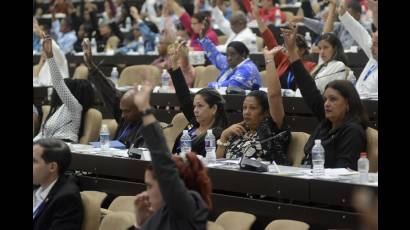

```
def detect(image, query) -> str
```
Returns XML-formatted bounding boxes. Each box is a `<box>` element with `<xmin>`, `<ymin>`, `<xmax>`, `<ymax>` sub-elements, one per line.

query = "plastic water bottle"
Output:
<box><xmin>153</xmin><ymin>36</ymin><xmax>160</xmax><ymax>54</ymax></box>
<box><xmin>161</xmin><ymin>69</ymin><xmax>170</xmax><ymax>91</ymax></box>
<box><xmin>312</xmin><ymin>139</ymin><xmax>325</xmax><ymax>176</ymax></box>
<box><xmin>137</xmin><ymin>36</ymin><xmax>145</xmax><ymax>54</ymax></box>
<box><xmin>358</xmin><ymin>152</ymin><xmax>369</xmax><ymax>183</ymax></box>
<box><xmin>205</xmin><ymin>129</ymin><xmax>216</xmax><ymax>164</ymax></box>
<box><xmin>305</xmin><ymin>32</ymin><xmax>312</xmax><ymax>48</ymax></box>
<box><xmin>91</xmin><ymin>37</ymin><xmax>97</xmax><ymax>54</ymax></box>
<box><xmin>111</xmin><ymin>67</ymin><xmax>119</xmax><ymax>86</ymax></box>
<box><xmin>100</xmin><ymin>124</ymin><xmax>110</xmax><ymax>151</ymax></box>
<box><xmin>180</xmin><ymin>130</ymin><xmax>192</xmax><ymax>158</ymax></box>
<box><xmin>275</xmin><ymin>5</ymin><xmax>281</xmax><ymax>26</ymax></box>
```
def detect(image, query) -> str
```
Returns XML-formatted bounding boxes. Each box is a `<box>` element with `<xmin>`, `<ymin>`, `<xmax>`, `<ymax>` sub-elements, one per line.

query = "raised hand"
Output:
<box><xmin>250</xmin><ymin>0</ymin><xmax>261</xmax><ymax>18</ymax></box>
<box><xmin>42</xmin><ymin>34</ymin><xmax>53</xmax><ymax>58</ymax></box>
<box><xmin>338</xmin><ymin>1</ymin><xmax>347</xmax><ymax>16</ymax></box>
<box><xmin>280</xmin><ymin>22</ymin><xmax>298</xmax><ymax>54</ymax></box>
<box><xmin>134</xmin><ymin>192</ymin><xmax>154</xmax><ymax>227</ymax></box>
<box><xmin>263</xmin><ymin>46</ymin><xmax>284</xmax><ymax>61</ymax></box>
<box><xmin>220</xmin><ymin>122</ymin><xmax>247</xmax><ymax>142</ymax></box>
<box><xmin>199</xmin><ymin>17</ymin><xmax>209</xmax><ymax>39</ymax></box>
<box><xmin>134</xmin><ymin>81</ymin><xmax>154</xmax><ymax>112</ymax></box>
<box><xmin>82</xmin><ymin>38</ymin><xmax>93</xmax><ymax>68</ymax></box>
<box><xmin>130</xmin><ymin>6</ymin><xmax>141</xmax><ymax>21</ymax></box>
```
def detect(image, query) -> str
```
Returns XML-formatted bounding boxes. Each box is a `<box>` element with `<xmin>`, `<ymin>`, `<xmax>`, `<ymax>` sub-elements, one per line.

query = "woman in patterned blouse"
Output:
<box><xmin>34</xmin><ymin>34</ymin><xmax>95</xmax><ymax>143</ymax></box>
<box><xmin>215</xmin><ymin>46</ymin><xmax>291</xmax><ymax>165</ymax></box>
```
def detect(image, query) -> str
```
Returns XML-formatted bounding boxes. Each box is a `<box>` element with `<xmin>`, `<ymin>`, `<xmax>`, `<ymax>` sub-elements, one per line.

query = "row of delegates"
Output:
<box><xmin>291</xmin><ymin>0</ymin><xmax>372</xmax><ymax>49</ymax></box>
<box><xmin>282</xmin><ymin>23</ymin><xmax>369</xmax><ymax>170</ymax></box>
<box><xmin>169</xmin><ymin>0</ymin><xmax>219</xmax><ymax>51</ymax></box>
<box><xmin>215</xmin><ymin>46</ymin><xmax>291</xmax><ymax>165</ymax></box>
<box><xmin>197</xmin><ymin>21</ymin><xmax>262</xmax><ymax>90</ymax></box>
<box><xmin>250</xmin><ymin>0</ymin><xmax>316</xmax><ymax>90</ymax></box>
<box><xmin>116</xmin><ymin>6</ymin><xmax>159</xmax><ymax>54</ymax></box>
<box><xmin>33</xmin><ymin>139</ymin><xmax>83</xmax><ymax>230</ymax></box>
<box><xmin>167</xmin><ymin>41</ymin><xmax>229</xmax><ymax>157</ymax></box>
<box><xmin>338</xmin><ymin>2</ymin><xmax>378</xmax><ymax>98</ymax></box>
<box><xmin>128</xmin><ymin>82</ymin><xmax>212</xmax><ymax>230</ymax></box>
<box><xmin>34</xmin><ymin>35</ymin><xmax>96</xmax><ymax>143</ymax></box>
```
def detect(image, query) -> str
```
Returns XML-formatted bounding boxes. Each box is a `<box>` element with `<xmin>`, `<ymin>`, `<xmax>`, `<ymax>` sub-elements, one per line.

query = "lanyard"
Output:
<box><xmin>287</xmin><ymin>71</ymin><xmax>294</xmax><ymax>89</ymax></box>
<box><xmin>118</xmin><ymin>124</ymin><xmax>134</xmax><ymax>141</ymax></box>
<box><xmin>363</xmin><ymin>64</ymin><xmax>377</xmax><ymax>81</ymax></box>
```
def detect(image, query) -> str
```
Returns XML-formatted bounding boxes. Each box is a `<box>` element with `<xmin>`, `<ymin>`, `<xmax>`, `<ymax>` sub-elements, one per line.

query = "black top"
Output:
<box><xmin>169</xmin><ymin>68</ymin><xmax>224</xmax><ymax>157</ymax></box>
<box><xmin>139</xmin><ymin>122</ymin><xmax>209</xmax><ymax>229</ymax></box>
<box><xmin>33</xmin><ymin>175</ymin><xmax>84</xmax><ymax>230</ymax></box>
<box><xmin>290</xmin><ymin>60</ymin><xmax>366</xmax><ymax>170</ymax></box>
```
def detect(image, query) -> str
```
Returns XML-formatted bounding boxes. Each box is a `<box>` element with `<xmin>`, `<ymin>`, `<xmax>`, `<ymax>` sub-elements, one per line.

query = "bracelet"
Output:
<box><xmin>265</xmin><ymin>59</ymin><xmax>274</xmax><ymax>64</ymax></box>
<box><xmin>217</xmin><ymin>139</ymin><xmax>230</xmax><ymax>147</ymax></box>
<box><xmin>140</xmin><ymin>107</ymin><xmax>155</xmax><ymax>117</ymax></box>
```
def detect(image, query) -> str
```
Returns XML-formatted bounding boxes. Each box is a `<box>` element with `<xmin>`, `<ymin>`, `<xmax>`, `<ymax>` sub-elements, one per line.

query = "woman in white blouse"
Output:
<box><xmin>33</xmin><ymin>35</ymin><xmax>95</xmax><ymax>143</ymax></box>
<box><xmin>310</xmin><ymin>33</ymin><xmax>355</xmax><ymax>93</ymax></box>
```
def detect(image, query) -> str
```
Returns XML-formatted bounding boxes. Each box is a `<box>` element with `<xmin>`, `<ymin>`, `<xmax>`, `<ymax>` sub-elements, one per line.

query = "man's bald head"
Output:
<box><xmin>229</xmin><ymin>11</ymin><xmax>248</xmax><ymax>34</ymax></box>
<box><xmin>120</xmin><ymin>89</ymin><xmax>140</xmax><ymax>124</ymax></box>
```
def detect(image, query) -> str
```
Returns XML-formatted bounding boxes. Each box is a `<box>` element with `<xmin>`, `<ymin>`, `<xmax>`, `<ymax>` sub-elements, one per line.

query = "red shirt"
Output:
<box><xmin>179</xmin><ymin>12</ymin><xmax>219</xmax><ymax>51</ymax></box>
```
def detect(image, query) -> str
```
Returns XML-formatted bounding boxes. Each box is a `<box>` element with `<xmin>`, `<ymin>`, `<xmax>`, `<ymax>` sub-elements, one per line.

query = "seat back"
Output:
<box><xmin>163</xmin><ymin>112</ymin><xmax>189</xmax><ymax>151</ymax></box>
<box><xmin>79</xmin><ymin>108</ymin><xmax>103</xmax><ymax>144</ymax></box>
<box><xmin>81</xmin><ymin>191</ymin><xmax>108</xmax><ymax>207</ymax></box>
<box><xmin>107</xmin><ymin>196</ymin><xmax>135</xmax><ymax>214</ymax></box>
<box><xmin>80</xmin><ymin>191</ymin><xmax>102</xmax><ymax>230</ymax></box>
<box><xmin>193</xmin><ymin>65</ymin><xmax>220</xmax><ymax>88</ymax></box>
<box><xmin>208</xmin><ymin>221</ymin><xmax>225</xmax><ymax>230</ymax></box>
<box><xmin>366</xmin><ymin>127</ymin><xmax>378</xmax><ymax>172</ymax></box>
<box><xmin>73</xmin><ymin>65</ymin><xmax>90</xmax><ymax>80</ymax></box>
<box><xmin>264</xmin><ymin>219</ymin><xmax>310</xmax><ymax>230</ymax></box>
<box><xmin>287</xmin><ymin>132</ymin><xmax>310</xmax><ymax>167</ymax></box>
<box><xmin>215</xmin><ymin>211</ymin><xmax>256</xmax><ymax>230</ymax></box>
<box><xmin>98</xmin><ymin>211</ymin><xmax>135</xmax><ymax>230</ymax></box>
<box><xmin>118</xmin><ymin>65</ymin><xmax>161</xmax><ymax>87</ymax></box>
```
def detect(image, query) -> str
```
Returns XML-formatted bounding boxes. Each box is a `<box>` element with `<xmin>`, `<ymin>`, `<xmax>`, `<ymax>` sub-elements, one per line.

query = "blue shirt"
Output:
<box><xmin>198</xmin><ymin>37</ymin><xmax>262</xmax><ymax>90</ymax></box>
<box><xmin>117</xmin><ymin>21</ymin><xmax>158</xmax><ymax>54</ymax></box>
<box><xmin>51</xmin><ymin>20</ymin><xmax>77</xmax><ymax>54</ymax></box>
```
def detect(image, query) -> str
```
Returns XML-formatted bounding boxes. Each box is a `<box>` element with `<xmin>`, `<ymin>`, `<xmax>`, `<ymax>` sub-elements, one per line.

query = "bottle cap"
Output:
<box><xmin>314</xmin><ymin>139</ymin><xmax>321</xmax><ymax>144</ymax></box>
<box><xmin>360</xmin><ymin>152</ymin><xmax>368</xmax><ymax>157</ymax></box>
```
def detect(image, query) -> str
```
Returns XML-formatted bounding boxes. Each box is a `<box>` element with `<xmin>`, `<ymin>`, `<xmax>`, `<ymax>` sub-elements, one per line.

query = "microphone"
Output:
<box><xmin>161</xmin><ymin>123</ymin><xmax>174</xmax><ymax>129</ymax></box>
<box><xmin>314</xmin><ymin>69</ymin><xmax>346</xmax><ymax>80</ymax></box>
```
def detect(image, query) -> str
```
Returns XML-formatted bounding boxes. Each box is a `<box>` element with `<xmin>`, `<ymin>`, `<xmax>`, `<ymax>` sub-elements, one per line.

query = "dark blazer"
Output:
<box><xmin>33</xmin><ymin>175</ymin><xmax>84</xmax><ymax>230</ymax></box>
<box><xmin>139</xmin><ymin>122</ymin><xmax>209</xmax><ymax>229</ymax></box>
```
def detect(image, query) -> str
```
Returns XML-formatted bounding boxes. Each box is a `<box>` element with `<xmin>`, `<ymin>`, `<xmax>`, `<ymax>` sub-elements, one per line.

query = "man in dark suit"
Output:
<box><xmin>33</xmin><ymin>139</ymin><xmax>83</xmax><ymax>230</ymax></box>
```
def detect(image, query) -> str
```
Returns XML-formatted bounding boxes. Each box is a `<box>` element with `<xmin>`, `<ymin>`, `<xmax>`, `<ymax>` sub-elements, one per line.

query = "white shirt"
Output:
<box><xmin>33</xmin><ymin>177</ymin><xmax>58</xmax><ymax>209</ymax></box>
<box><xmin>36</xmin><ymin>40</ymin><xmax>69</xmax><ymax>86</ymax></box>
<box><xmin>33</xmin><ymin>58</ymin><xmax>83</xmax><ymax>143</ymax></box>
<box><xmin>211</xmin><ymin>6</ymin><xmax>257</xmax><ymax>53</ymax></box>
<box><xmin>339</xmin><ymin>12</ymin><xmax>378</xmax><ymax>98</ymax></box>
<box><xmin>312</xmin><ymin>60</ymin><xmax>355</xmax><ymax>94</ymax></box>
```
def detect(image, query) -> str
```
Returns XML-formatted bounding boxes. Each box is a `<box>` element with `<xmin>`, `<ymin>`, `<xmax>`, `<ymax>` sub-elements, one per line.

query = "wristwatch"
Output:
<box><xmin>140</xmin><ymin>107</ymin><xmax>155</xmax><ymax>117</ymax></box>
<box><xmin>217</xmin><ymin>139</ymin><xmax>230</xmax><ymax>147</ymax></box>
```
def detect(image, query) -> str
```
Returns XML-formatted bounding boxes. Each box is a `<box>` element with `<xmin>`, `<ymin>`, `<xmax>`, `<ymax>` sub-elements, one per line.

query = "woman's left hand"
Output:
<box><xmin>42</xmin><ymin>34</ymin><xmax>53</xmax><ymax>58</ymax></box>
<box><xmin>263</xmin><ymin>46</ymin><xmax>284</xmax><ymax>61</ymax></box>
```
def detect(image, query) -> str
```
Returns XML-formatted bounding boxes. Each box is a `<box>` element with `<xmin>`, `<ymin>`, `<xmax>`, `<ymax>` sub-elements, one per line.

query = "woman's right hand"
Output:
<box><xmin>280</xmin><ymin>22</ymin><xmax>298</xmax><ymax>54</ymax></box>
<box><xmin>221</xmin><ymin>122</ymin><xmax>247</xmax><ymax>142</ymax></box>
<box><xmin>134</xmin><ymin>191</ymin><xmax>154</xmax><ymax>227</ymax></box>
<box><xmin>250</xmin><ymin>0</ymin><xmax>260</xmax><ymax>19</ymax></box>
<box><xmin>42</xmin><ymin>34</ymin><xmax>53</xmax><ymax>59</ymax></box>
